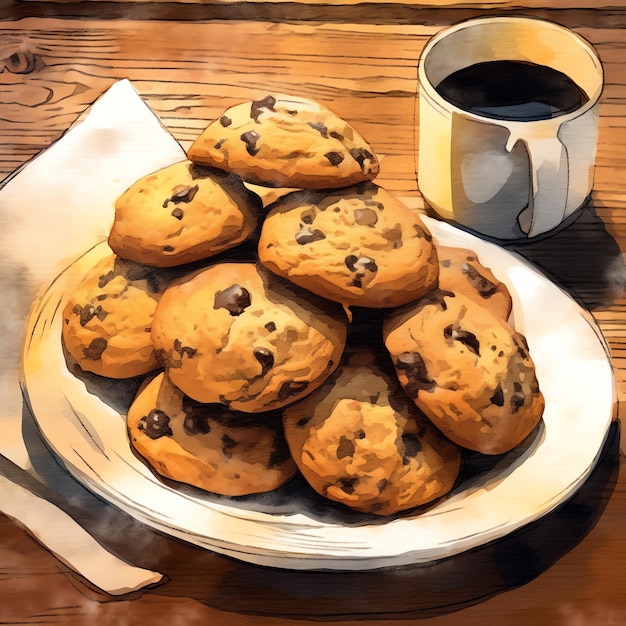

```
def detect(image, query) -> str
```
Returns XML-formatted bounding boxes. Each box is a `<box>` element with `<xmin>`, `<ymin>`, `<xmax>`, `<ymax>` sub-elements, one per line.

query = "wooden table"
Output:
<box><xmin>1</xmin><ymin>3</ymin><xmax>625</xmax><ymax>624</ymax></box>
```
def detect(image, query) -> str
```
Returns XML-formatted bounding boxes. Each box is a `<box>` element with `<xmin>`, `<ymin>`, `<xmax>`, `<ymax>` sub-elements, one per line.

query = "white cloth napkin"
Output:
<box><xmin>0</xmin><ymin>79</ymin><xmax>186</xmax><ymax>594</ymax></box>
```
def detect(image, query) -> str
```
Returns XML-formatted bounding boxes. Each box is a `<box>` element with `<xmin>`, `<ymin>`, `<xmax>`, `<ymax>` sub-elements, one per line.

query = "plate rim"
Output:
<box><xmin>20</xmin><ymin>216</ymin><xmax>616</xmax><ymax>570</ymax></box>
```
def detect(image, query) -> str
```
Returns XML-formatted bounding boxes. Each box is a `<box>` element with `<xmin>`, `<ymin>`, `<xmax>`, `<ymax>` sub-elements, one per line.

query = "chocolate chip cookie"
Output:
<box><xmin>187</xmin><ymin>94</ymin><xmax>380</xmax><ymax>188</ymax></box>
<box><xmin>436</xmin><ymin>246</ymin><xmax>512</xmax><ymax>319</ymax></box>
<box><xmin>258</xmin><ymin>182</ymin><xmax>439</xmax><ymax>308</ymax></box>
<box><xmin>62</xmin><ymin>252</ymin><xmax>168</xmax><ymax>378</ymax></box>
<box><xmin>127</xmin><ymin>372</ymin><xmax>297</xmax><ymax>496</ymax></box>
<box><xmin>383</xmin><ymin>291</ymin><xmax>544</xmax><ymax>455</ymax></box>
<box><xmin>108</xmin><ymin>160</ymin><xmax>261</xmax><ymax>268</ymax></box>
<box><xmin>282</xmin><ymin>347</ymin><xmax>461</xmax><ymax>515</ymax></box>
<box><xmin>151</xmin><ymin>262</ymin><xmax>349</xmax><ymax>412</ymax></box>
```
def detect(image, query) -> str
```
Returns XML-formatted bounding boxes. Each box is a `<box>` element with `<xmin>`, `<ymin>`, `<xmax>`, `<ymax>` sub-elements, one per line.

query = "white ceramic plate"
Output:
<box><xmin>20</xmin><ymin>215</ymin><xmax>615</xmax><ymax>570</ymax></box>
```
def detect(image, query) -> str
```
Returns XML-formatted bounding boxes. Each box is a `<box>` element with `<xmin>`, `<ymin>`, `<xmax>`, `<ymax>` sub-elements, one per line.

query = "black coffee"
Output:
<box><xmin>435</xmin><ymin>60</ymin><xmax>588</xmax><ymax>121</ymax></box>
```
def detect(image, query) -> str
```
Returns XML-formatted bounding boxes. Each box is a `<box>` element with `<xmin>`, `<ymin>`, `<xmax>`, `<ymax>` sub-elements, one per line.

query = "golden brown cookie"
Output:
<box><xmin>127</xmin><ymin>373</ymin><xmax>297</xmax><ymax>496</ymax></box>
<box><xmin>187</xmin><ymin>94</ymin><xmax>380</xmax><ymax>188</ymax></box>
<box><xmin>258</xmin><ymin>183</ymin><xmax>439</xmax><ymax>308</ymax></box>
<box><xmin>383</xmin><ymin>291</ymin><xmax>544</xmax><ymax>455</ymax></box>
<box><xmin>151</xmin><ymin>262</ymin><xmax>349</xmax><ymax>412</ymax></box>
<box><xmin>282</xmin><ymin>347</ymin><xmax>462</xmax><ymax>515</ymax></box>
<box><xmin>436</xmin><ymin>246</ymin><xmax>512</xmax><ymax>319</ymax></box>
<box><xmin>62</xmin><ymin>252</ymin><xmax>168</xmax><ymax>378</ymax></box>
<box><xmin>108</xmin><ymin>160</ymin><xmax>261</xmax><ymax>268</ymax></box>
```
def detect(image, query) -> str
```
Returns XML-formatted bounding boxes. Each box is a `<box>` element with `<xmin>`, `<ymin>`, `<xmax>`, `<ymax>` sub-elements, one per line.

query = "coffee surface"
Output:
<box><xmin>435</xmin><ymin>60</ymin><xmax>589</xmax><ymax>121</ymax></box>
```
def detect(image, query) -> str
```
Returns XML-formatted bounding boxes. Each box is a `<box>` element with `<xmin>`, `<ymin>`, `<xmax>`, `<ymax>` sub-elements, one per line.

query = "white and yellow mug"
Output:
<box><xmin>417</xmin><ymin>17</ymin><xmax>603</xmax><ymax>240</ymax></box>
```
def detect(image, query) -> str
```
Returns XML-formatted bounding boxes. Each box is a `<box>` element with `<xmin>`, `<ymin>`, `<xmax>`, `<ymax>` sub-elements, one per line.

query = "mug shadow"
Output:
<box><xmin>498</xmin><ymin>198</ymin><xmax>626</xmax><ymax>312</ymax></box>
<box><xmin>20</xmin><ymin>398</ymin><xmax>620</xmax><ymax>620</ymax></box>
<box><xmin>424</xmin><ymin>196</ymin><xmax>626</xmax><ymax>312</ymax></box>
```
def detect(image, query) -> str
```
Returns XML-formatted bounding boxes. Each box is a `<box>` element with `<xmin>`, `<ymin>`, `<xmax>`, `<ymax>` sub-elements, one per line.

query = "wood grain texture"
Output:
<box><xmin>14</xmin><ymin>0</ymin><xmax>626</xmax><ymax>8</ymax></box>
<box><xmin>1</xmin><ymin>12</ymin><xmax>626</xmax><ymax>625</ymax></box>
<box><xmin>4</xmin><ymin>4</ymin><xmax>626</xmax><ymax>29</ymax></box>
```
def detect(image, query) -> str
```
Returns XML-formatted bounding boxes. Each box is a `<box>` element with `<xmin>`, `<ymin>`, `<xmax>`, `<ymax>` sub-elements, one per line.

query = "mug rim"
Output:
<box><xmin>418</xmin><ymin>16</ymin><xmax>604</xmax><ymax>125</ymax></box>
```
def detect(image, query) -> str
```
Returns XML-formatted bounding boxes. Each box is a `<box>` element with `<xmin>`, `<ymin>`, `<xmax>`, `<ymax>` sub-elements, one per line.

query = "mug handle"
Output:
<box><xmin>506</xmin><ymin>129</ymin><xmax>569</xmax><ymax>238</ymax></box>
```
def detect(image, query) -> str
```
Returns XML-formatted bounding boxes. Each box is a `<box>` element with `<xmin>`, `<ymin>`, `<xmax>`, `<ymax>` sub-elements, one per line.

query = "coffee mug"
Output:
<box><xmin>417</xmin><ymin>17</ymin><xmax>603</xmax><ymax>240</ymax></box>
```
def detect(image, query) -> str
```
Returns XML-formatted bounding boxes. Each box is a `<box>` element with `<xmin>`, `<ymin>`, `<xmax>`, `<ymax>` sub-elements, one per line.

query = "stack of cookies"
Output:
<box><xmin>61</xmin><ymin>94</ymin><xmax>544</xmax><ymax>516</ymax></box>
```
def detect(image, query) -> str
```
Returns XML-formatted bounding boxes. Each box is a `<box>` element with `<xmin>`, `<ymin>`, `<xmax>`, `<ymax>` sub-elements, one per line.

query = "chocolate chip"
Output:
<box><xmin>162</xmin><ymin>245</ymin><xmax>175</xmax><ymax>252</ymax></box>
<box><xmin>214</xmin><ymin>139</ymin><xmax>225</xmax><ymax>149</ymax></box>
<box><xmin>83</xmin><ymin>337</ymin><xmax>107</xmax><ymax>360</ymax></box>
<box><xmin>250</xmin><ymin>95</ymin><xmax>276</xmax><ymax>122</ymax></box>
<box><xmin>344</xmin><ymin>254</ymin><xmax>378</xmax><ymax>287</ymax></box>
<box><xmin>395</xmin><ymin>352</ymin><xmax>435</xmax><ymax>396</ymax></box>
<box><xmin>299</xmin><ymin>209</ymin><xmax>316</xmax><ymax>224</ymax></box>
<box><xmin>98</xmin><ymin>271</ymin><xmax>116</xmax><ymax>289</ymax></box>
<box><xmin>220</xmin><ymin>115</ymin><xmax>232</xmax><ymax>127</ymax></box>
<box><xmin>510</xmin><ymin>382</ymin><xmax>526</xmax><ymax>413</ymax></box>
<box><xmin>514</xmin><ymin>334</ymin><xmax>530</xmax><ymax>360</ymax></box>
<box><xmin>253</xmin><ymin>347</ymin><xmax>274</xmax><ymax>376</ymax></box>
<box><xmin>349</xmin><ymin>147</ymin><xmax>375</xmax><ymax>171</ymax></box>
<box><xmin>296</xmin><ymin>416</ymin><xmax>311</xmax><ymax>427</ymax></box>
<box><xmin>461</xmin><ymin>263</ymin><xmax>498</xmax><ymax>298</ymax></box>
<box><xmin>222</xmin><ymin>434</ymin><xmax>238</xmax><ymax>458</ymax></box>
<box><xmin>490</xmin><ymin>384</ymin><xmax>505</xmax><ymax>407</ymax></box>
<box><xmin>278</xmin><ymin>380</ymin><xmax>308</xmax><ymax>402</ymax></box>
<box><xmin>444</xmin><ymin>326</ymin><xmax>480</xmax><ymax>356</ymax></box>
<box><xmin>441</xmin><ymin>259</ymin><xmax>452</xmax><ymax>268</ymax></box>
<box><xmin>241</xmin><ymin>130</ymin><xmax>261</xmax><ymax>156</ymax></box>
<box><xmin>382</xmin><ymin>225</ymin><xmax>403</xmax><ymax>249</ymax></box>
<box><xmin>78</xmin><ymin>304</ymin><xmax>108</xmax><ymax>326</ymax></box>
<box><xmin>353</xmin><ymin>208</ymin><xmax>378</xmax><ymax>227</ymax></box>
<box><xmin>324</xmin><ymin>151</ymin><xmax>344</xmax><ymax>166</ymax></box>
<box><xmin>336</xmin><ymin>436</ymin><xmax>355</xmax><ymax>459</ymax></box>
<box><xmin>329</xmin><ymin>131</ymin><xmax>344</xmax><ymax>140</ymax></box>
<box><xmin>138</xmin><ymin>409</ymin><xmax>173</xmax><ymax>440</ymax></box>
<box><xmin>344</xmin><ymin>254</ymin><xmax>378</xmax><ymax>288</ymax></box>
<box><xmin>402</xmin><ymin>432</ymin><xmax>422</xmax><ymax>463</ymax></box>
<box><xmin>162</xmin><ymin>184</ymin><xmax>199</xmax><ymax>208</ymax></box>
<box><xmin>171</xmin><ymin>207</ymin><xmax>184</xmax><ymax>220</ymax></box>
<box><xmin>344</xmin><ymin>255</ymin><xmax>378</xmax><ymax>273</ymax></box>
<box><xmin>308</xmin><ymin>121</ymin><xmax>328</xmax><ymax>138</ymax></box>
<box><xmin>213</xmin><ymin>284</ymin><xmax>251</xmax><ymax>316</ymax></box>
<box><xmin>338</xmin><ymin>477</ymin><xmax>358</xmax><ymax>494</ymax></box>
<box><xmin>173</xmin><ymin>338</ymin><xmax>197</xmax><ymax>358</ymax></box>
<box><xmin>377</xmin><ymin>478</ymin><xmax>388</xmax><ymax>493</ymax></box>
<box><xmin>295</xmin><ymin>224</ymin><xmax>326</xmax><ymax>245</ymax></box>
<box><xmin>264</xmin><ymin>321</ymin><xmax>277</xmax><ymax>333</ymax></box>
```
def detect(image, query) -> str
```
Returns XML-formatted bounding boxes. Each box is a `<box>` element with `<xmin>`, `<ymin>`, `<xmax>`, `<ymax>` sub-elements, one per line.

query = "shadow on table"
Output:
<box><xmin>500</xmin><ymin>200</ymin><xmax>626</xmax><ymax>311</ymax></box>
<box><xmin>423</xmin><ymin>198</ymin><xmax>626</xmax><ymax>312</ymax></box>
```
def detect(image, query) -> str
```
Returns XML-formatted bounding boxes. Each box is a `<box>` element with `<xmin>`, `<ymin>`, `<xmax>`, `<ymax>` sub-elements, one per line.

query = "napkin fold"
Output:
<box><xmin>0</xmin><ymin>79</ymin><xmax>187</xmax><ymax>594</ymax></box>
